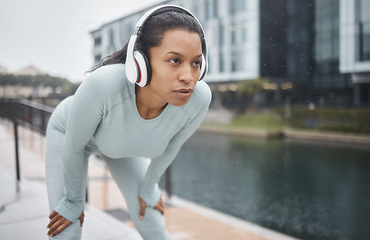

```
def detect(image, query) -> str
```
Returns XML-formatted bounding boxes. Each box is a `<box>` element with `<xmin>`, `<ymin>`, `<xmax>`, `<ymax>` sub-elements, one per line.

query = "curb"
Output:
<box><xmin>198</xmin><ymin>126</ymin><xmax>370</xmax><ymax>146</ymax></box>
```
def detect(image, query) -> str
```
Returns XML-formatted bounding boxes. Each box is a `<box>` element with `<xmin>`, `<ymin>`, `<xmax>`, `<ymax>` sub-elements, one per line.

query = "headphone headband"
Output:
<box><xmin>125</xmin><ymin>5</ymin><xmax>208</xmax><ymax>87</ymax></box>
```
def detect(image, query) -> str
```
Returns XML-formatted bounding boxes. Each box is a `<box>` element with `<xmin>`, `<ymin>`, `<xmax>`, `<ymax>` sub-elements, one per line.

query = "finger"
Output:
<box><xmin>47</xmin><ymin>214</ymin><xmax>72</xmax><ymax>237</ymax></box>
<box><xmin>154</xmin><ymin>205</ymin><xmax>165</xmax><ymax>215</ymax></box>
<box><xmin>49</xmin><ymin>210</ymin><xmax>57</xmax><ymax>219</ymax></box>
<box><xmin>47</xmin><ymin>214</ymin><xmax>61</xmax><ymax>228</ymax></box>
<box><xmin>154</xmin><ymin>200</ymin><xmax>165</xmax><ymax>215</ymax></box>
<box><xmin>140</xmin><ymin>204</ymin><xmax>146</xmax><ymax>220</ymax></box>
<box><xmin>79</xmin><ymin>212</ymin><xmax>85</xmax><ymax>227</ymax></box>
<box><xmin>50</xmin><ymin>221</ymin><xmax>71</xmax><ymax>237</ymax></box>
<box><xmin>48</xmin><ymin>218</ymin><xmax>72</xmax><ymax>237</ymax></box>
<box><xmin>138</xmin><ymin>197</ymin><xmax>146</xmax><ymax>220</ymax></box>
<box><xmin>153</xmin><ymin>196</ymin><xmax>165</xmax><ymax>215</ymax></box>
<box><xmin>158</xmin><ymin>198</ymin><xmax>164</xmax><ymax>209</ymax></box>
<box><xmin>47</xmin><ymin>219</ymin><xmax>63</xmax><ymax>236</ymax></box>
<box><xmin>159</xmin><ymin>197</ymin><xmax>164</xmax><ymax>206</ymax></box>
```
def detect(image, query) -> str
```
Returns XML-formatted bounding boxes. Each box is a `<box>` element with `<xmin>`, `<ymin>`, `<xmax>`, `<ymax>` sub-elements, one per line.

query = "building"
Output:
<box><xmin>284</xmin><ymin>0</ymin><xmax>370</xmax><ymax>107</ymax></box>
<box><xmin>0</xmin><ymin>65</ymin><xmax>54</xmax><ymax>98</ymax></box>
<box><xmin>311</xmin><ymin>0</ymin><xmax>353</xmax><ymax>107</ymax></box>
<box><xmin>90</xmin><ymin>0</ymin><xmax>370</xmax><ymax>108</ymax></box>
<box><xmin>340</xmin><ymin>0</ymin><xmax>370</xmax><ymax>107</ymax></box>
<box><xmin>15</xmin><ymin>65</ymin><xmax>44</xmax><ymax>76</ymax></box>
<box><xmin>285</xmin><ymin>0</ymin><xmax>314</xmax><ymax>103</ymax></box>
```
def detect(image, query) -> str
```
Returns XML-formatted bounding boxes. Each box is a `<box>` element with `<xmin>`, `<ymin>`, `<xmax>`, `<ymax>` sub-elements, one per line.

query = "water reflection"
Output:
<box><xmin>167</xmin><ymin>132</ymin><xmax>370</xmax><ymax>240</ymax></box>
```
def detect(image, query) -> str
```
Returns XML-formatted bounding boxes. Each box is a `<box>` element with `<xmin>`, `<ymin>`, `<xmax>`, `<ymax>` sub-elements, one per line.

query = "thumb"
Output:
<box><xmin>139</xmin><ymin>197</ymin><xmax>146</xmax><ymax>220</ymax></box>
<box><xmin>140</xmin><ymin>206</ymin><xmax>146</xmax><ymax>220</ymax></box>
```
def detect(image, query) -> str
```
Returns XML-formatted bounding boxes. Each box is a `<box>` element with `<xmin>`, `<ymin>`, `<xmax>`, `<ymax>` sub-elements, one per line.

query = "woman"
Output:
<box><xmin>45</xmin><ymin>5</ymin><xmax>211</xmax><ymax>240</ymax></box>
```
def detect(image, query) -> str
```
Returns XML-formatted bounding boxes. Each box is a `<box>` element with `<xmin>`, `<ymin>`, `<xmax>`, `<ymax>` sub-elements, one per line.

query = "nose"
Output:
<box><xmin>179</xmin><ymin>65</ymin><xmax>195</xmax><ymax>83</ymax></box>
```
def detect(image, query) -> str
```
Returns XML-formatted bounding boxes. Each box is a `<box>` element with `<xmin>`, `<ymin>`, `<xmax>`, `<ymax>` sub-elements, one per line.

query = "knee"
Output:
<box><xmin>131</xmin><ymin>208</ymin><xmax>171</xmax><ymax>240</ymax></box>
<box><xmin>49</xmin><ymin>221</ymin><xmax>82</xmax><ymax>240</ymax></box>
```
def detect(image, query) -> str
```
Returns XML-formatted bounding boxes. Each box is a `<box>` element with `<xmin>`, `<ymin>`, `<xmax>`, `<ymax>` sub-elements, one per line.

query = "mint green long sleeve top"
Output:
<box><xmin>52</xmin><ymin>63</ymin><xmax>212</xmax><ymax>222</ymax></box>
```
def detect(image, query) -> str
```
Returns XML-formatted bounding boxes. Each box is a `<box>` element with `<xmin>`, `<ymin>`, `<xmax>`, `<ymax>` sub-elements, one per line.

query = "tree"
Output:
<box><xmin>0</xmin><ymin>73</ymin><xmax>79</xmax><ymax>95</ymax></box>
<box><xmin>236</xmin><ymin>78</ymin><xmax>268</xmax><ymax>111</ymax></box>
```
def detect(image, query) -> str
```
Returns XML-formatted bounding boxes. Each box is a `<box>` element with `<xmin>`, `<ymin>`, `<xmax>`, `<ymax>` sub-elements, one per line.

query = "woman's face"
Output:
<box><xmin>148</xmin><ymin>29</ymin><xmax>203</xmax><ymax>107</ymax></box>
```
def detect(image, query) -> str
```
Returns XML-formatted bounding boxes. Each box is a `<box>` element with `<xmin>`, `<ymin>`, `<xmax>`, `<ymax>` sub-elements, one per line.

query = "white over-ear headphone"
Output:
<box><xmin>125</xmin><ymin>5</ymin><xmax>208</xmax><ymax>87</ymax></box>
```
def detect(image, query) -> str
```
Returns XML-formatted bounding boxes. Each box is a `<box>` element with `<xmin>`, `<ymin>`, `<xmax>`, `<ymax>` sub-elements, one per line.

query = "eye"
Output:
<box><xmin>169</xmin><ymin>58</ymin><xmax>180</xmax><ymax>64</ymax></box>
<box><xmin>193</xmin><ymin>60</ymin><xmax>202</xmax><ymax>67</ymax></box>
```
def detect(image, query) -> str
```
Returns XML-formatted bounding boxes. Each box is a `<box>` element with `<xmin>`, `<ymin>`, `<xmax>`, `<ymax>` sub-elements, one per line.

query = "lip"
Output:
<box><xmin>173</xmin><ymin>88</ymin><xmax>193</xmax><ymax>97</ymax></box>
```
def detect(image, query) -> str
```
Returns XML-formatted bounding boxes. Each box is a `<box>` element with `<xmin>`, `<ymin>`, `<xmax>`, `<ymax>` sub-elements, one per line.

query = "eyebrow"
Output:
<box><xmin>166</xmin><ymin>51</ymin><xmax>202</xmax><ymax>58</ymax></box>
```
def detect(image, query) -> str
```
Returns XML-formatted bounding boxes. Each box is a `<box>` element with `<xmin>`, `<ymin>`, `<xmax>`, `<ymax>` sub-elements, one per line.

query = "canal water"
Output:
<box><xmin>164</xmin><ymin>132</ymin><xmax>370</xmax><ymax>240</ymax></box>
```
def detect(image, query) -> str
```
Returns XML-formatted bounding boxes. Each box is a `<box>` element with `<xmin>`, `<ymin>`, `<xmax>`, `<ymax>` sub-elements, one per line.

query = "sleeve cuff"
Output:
<box><xmin>54</xmin><ymin>197</ymin><xmax>84</xmax><ymax>222</ymax></box>
<box><xmin>139</xmin><ymin>184</ymin><xmax>161</xmax><ymax>208</ymax></box>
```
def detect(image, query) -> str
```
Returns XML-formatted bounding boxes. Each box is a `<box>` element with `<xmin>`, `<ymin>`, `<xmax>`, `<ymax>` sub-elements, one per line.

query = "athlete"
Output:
<box><xmin>45</xmin><ymin>5</ymin><xmax>211</xmax><ymax>240</ymax></box>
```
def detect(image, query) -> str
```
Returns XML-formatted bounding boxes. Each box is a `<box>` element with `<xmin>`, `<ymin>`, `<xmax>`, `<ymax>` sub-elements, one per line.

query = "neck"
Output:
<box><xmin>135</xmin><ymin>85</ymin><xmax>167</xmax><ymax>119</ymax></box>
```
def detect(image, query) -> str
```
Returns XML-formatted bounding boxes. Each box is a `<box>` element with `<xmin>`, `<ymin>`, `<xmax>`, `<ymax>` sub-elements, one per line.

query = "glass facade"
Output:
<box><xmin>259</xmin><ymin>0</ymin><xmax>287</xmax><ymax>78</ymax></box>
<box><xmin>312</xmin><ymin>0</ymin><xmax>353</xmax><ymax>106</ymax></box>
<box><xmin>314</xmin><ymin>0</ymin><xmax>339</xmax><ymax>67</ymax></box>
<box><xmin>357</xmin><ymin>0</ymin><xmax>370</xmax><ymax>61</ymax></box>
<box><xmin>285</xmin><ymin>0</ymin><xmax>314</xmax><ymax>102</ymax></box>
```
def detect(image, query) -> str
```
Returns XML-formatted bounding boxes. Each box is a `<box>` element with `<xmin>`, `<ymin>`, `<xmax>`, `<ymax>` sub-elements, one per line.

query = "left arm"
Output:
<box><xmin>139</xmin><ymin>108</ymin><xmax>207</xmax><ymax>207</ymax></box>
<box><xmin>139</xmin><ymin>83</ymin><xmax>212</xmax><ymax>214</ymax></box>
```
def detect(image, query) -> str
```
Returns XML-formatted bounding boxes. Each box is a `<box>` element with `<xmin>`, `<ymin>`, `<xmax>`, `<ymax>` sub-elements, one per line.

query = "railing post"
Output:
<box><xmin>41</xmin><ymin>109</ymin><xmax>46</xmax><ymax>133</ymax></box>
<box><xmin>165</xmin><ymin>166</ymin><xmax>172</xmax><ymax>198</ymax></box>
<box><xmin>86</xmin><ymin>186</ymin><xmax>89</xmax><ymax>203</ymax></box>
<box><xmin>13</xmin><ymin>120</ymin><xmax>21</xmax><ymax>192</ymax></box>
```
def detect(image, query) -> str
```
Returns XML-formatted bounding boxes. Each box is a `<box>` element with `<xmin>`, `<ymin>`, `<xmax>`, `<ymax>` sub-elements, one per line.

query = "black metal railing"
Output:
<box><xmin>0</xmin><ymin>97</ymin><xmax>173</xmax><ymax>198</ymax></box>
<box><xmin>0</xmin><ymin>98</ymin><xmax>56</xmax><ymax>134</ymax></box>
<box><xmin>0</xmin><ymin>98</ymin><xmax>55</xmax><ymax>191</ymax></box>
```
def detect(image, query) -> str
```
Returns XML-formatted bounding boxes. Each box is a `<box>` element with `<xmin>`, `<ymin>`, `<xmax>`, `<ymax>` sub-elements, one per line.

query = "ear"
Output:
<box><xmin>134</xmin><ymin>51</ymin><xmax>152</xmax><ymax>87</ymax></box>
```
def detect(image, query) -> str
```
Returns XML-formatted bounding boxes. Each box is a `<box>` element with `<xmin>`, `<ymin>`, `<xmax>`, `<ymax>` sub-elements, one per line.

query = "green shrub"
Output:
<box><xmin>230</xmin><ymin>111</ymin><xmax>284</xmax><ymax>130</ymax></box>
<box><xmin>272</xmin><ymin>107</ymin><xmax>370</xmax><ymax>134</ymax></box>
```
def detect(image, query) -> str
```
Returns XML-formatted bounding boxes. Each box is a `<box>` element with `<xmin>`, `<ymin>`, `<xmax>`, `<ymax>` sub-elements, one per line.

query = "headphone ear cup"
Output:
<box><xmin>199</xmin><ymin>54</ymin><xmax>207</xmax><ymax>81</ymax></box>
<box><xmin>134</xmin><ymin>50</ymin><xmax>152</xmax><ymax>87</ymax></box>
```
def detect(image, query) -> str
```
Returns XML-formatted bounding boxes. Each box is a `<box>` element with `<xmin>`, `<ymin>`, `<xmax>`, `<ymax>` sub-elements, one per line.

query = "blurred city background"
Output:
<box><xmin>1</xmin><ymin>0</ymin><xmax>370</xmax><ymax>240</ymax></box>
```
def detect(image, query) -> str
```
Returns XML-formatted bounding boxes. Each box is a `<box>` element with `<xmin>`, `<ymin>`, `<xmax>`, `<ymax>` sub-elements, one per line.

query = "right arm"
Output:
<box><xmin>47</xmin><ymin>67</ymin><xmax>111</xmax><ymax>235</ymax></box>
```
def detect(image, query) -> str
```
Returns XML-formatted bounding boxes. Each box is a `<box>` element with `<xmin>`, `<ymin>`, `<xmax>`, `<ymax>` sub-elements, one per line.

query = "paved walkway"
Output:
<box><xmin>0</xmin><ymin>164</ymin><xmax>142</xmax><ymax>240</ymax></box>
<box><xmin>0</xmin><ymin>118</ymin><xmax>298</xmax><ymax>240</ymax></box>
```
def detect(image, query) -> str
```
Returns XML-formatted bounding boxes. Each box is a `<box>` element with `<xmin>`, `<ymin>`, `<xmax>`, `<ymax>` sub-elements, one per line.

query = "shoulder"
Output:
<box><xmin>80</xmin><ymin>64</ymin><xmax>130</xmax><ymax>94</ymax></box>
<box><xmin>189</xmin><ymin>80</ymin><xmax>212</xmax><ymax>107</ymax></box>
<box><xmin>88</xmin><ymin>63</ymin><xmax>126</xmax><ymax>80</ymax></box>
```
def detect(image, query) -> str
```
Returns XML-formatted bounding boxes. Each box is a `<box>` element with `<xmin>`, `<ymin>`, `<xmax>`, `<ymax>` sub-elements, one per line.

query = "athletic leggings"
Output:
<box><xmin>45</xmin><ymin>121</ymin><xmax>171</xmax><ymax>239</ymax></box>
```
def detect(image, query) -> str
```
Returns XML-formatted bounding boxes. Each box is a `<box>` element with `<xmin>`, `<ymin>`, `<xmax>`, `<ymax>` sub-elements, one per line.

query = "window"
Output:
<box><xmin>230</xmin><ymin>24</ymin><xmax>237</xmax><ymax>44</ymax></box>
<box><xmin>229</xmin><ymin>0</ymin><xmax>237</xmax><ymax>14</ymax></box>
<box><xmin>205</xmin><ymin>0</ymin><xmax>218</xmax><ymax>20</ymax></box>
<box><xmin>314</xmin><ymin>0</ymin><xmax>339</xmax><ymax>64</ymax></box>
<box><xmin>205</xmin><ymin>0</ymin><xmax>211</xmax><ymax>20</ymax></box>
<box><xmin>108</xmin><ymin>28</ymin><xmax>116</xmax><ymax>53</ymax></box>
<box><xmin>219</xmin><ymin>50</ymin><xmax>224</xmax><ymax>72</ymax></box>
<box><xmin>242</xmin><ymin>22</ymin><xmax>247</xmax><ymax>42</ymax></box>
<box><xmin>362</xmin><ymin>32</ymin><xmax>370</xmax><ymax>61</ymax></box>
<box><xmin>94</xmin><ymin>37</ymin><xmax>101</xmax><ymax>47</ymax></box>
<box><xmin>237</xmin><ymin>48</ymin><xmax>245</xmax><ymax>71</ymax></box>
<box><xmin>191</xmin><ymin>1</ymin><xmax>199</xmax><ymax>17</ymax></box>
<box><xmin>231</xmin><ymin>49</ymin><xmax>238</xmax><ymax>72</ymax></box>
<box><xmin>94</xmin><ymin>55</ymin><xmax>102</xmax><ymax>64</ymax></box>
<box><xmin>358</xmin><ymin>0</ymin><xmax>370</xmax><ymax>61</ymax></box>
<box><xmin>229</xmin><ymin>0</ymin><xmax>246</xmax><ymax>14</ymax></box>
<box><xmin>219</xmin><ymin>22</ymin><xmax>224</xmax><ymax>47</ymax></box>
<box><xmin>213</xmin><ymin>0</ymin><xmax>218</xmax><ymax>18</ymax></box>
